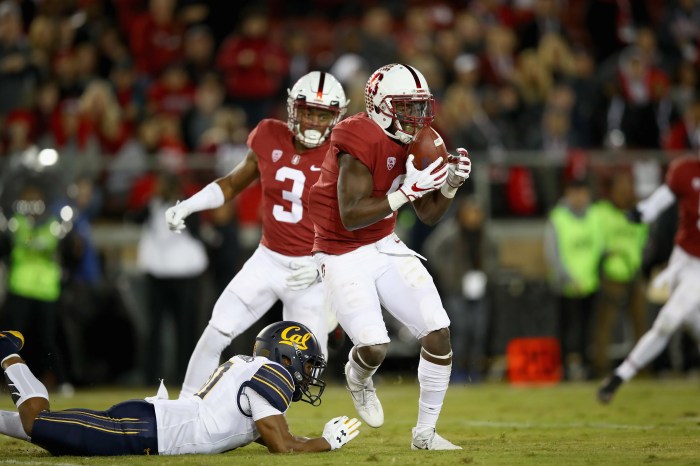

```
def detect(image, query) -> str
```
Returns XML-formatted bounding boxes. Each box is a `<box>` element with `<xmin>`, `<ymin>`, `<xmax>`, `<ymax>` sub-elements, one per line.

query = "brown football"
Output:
<box><xmin>407</xmin><ymin>126</ymin><xmax>449</xmax><ymax>171</ymax></box>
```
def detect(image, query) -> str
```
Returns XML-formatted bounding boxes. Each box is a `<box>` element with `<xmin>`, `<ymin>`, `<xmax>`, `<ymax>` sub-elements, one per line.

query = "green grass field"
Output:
<box><xmin>1</xmin><ymin>377</ymin><xmax>699</xmax><ymax>465</ymax></box>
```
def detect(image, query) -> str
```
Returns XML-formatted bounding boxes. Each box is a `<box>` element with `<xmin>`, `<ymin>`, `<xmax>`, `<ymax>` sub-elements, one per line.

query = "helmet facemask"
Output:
<box><xmin>287</xmin><ymin>99</ymin><xmax>343</xmax><ymax>148</ymax></box>
<box><xmin>380</xmin><ymin>95</ymin><xmax>434</xmax><ymax>144</ymax></box>
<box><xmin>275</xmin><ymin>343</ymin><xmax>327</xmax><ymax>406</ymax></box>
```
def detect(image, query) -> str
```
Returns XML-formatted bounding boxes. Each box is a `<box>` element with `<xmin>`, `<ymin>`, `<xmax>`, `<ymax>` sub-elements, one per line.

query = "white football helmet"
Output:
<box><xmin>365</xmin><ymin>63</ymin><xmax>435</xmax><ymax>144</ymax></box>
<box><xmin>287</xmin><ymin>71</ymin><xmax>348</xmax><ymax>148</ymax></box>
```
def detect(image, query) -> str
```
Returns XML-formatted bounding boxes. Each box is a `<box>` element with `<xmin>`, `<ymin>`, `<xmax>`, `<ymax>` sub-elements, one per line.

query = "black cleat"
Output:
<box><xmin>597</xmin><ymin>374</ymin><xmax>623</xmax><ymax>404</ymax></box>
<box><xmin>0</xmin><ymin>331</ymin><xmax>24</xmax><ymax>364</ymax></box>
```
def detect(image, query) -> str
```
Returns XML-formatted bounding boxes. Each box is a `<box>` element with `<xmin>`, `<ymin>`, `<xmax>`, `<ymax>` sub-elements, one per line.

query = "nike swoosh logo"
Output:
<box><xmin>411</xmin><ymin>183</ymin><xmax>431</xmax><ymax>192</ymax></box>
<box><xmin>310</xmin><ymin>165</ymin><xmax>321</xmax><ymax>171</ymax></box>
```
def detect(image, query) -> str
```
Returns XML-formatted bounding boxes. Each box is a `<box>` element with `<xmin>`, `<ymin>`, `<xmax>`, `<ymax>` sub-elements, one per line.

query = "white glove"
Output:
<box><xmin>322</xmin><ymin>415</ymin><xmax>361</xmax><ymax>450</ymax></box>
<box><xmin>447</xmin><ymin>148</ymin><xmax>471</xmax><ymax>188</ymax></box>
<box><xmin>442</xmin><ymin>148</ymin><xmax>471</xmax><ymax>198</ymax></box>
<box><xmin>398</xmin><ymin>154</ymin><xmax>448</xmax><ymax>202</ymax></box>
<box><xmin>165</xmin><ymin>202</ymin><xmax>190</xmax><ymax>233</ymax></box>
<box><xmin>286</xmin><ymin>262</ymin><xmax>320</xmax><ymax>291</ymax></box>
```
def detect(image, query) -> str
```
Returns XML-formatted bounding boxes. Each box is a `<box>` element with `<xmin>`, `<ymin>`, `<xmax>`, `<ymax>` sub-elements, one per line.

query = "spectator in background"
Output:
<box><xmin>424</xmin><ymin>196</ymin><xmax>493</xmax><ymax>383</ymax></box>
<box><xmin>146</xmin><ymin>62</ymin><xmax>195</xmax><ymax>118</ymax></box>
<box><xmin>0</xmin><ymin>182</ymin><xmax>70</xmax><ymax>392</ymax></box>
<box><xmin>129</xmin><ymin>0</ymin><xmax>184</xmax><ymax>79</ymax></box>
<box><xmin>517</xmin><ymin>0</ymin><xmax>568</xmax><ymax>51</ymax></box>
<box><xmin>0</xmin><ymin>1</ymin><xmax>35</xmax><ymax>116</ymax></box>
<box><xmin>662</xmin><ymin>98</ymin><xmax>700</xmax><ymax>152</ymax></box>
<box><xmin>217</xmin><ymin>8</ymin><xmax>289</xmax><ymax>127</ymax></box>
<box><xmin>668</xmin><ymin>60</ymin><xmax>698</xmax><ymax>117</ymax></box>
<box><xmin>358</xmin><ymin>6</ymin><xmax>398</xmax><ymax>73</ymax></box>
<box><xmin>544</xmin><ymin>178</ymin><xmax>603</xmax><ymax>380</ymax></box>
<box><xmin>182</xmin><ymin>24</ymin><xmax>215</xmax><ymax>85</ymax></box>
<box><xmin>133</xmin><ymin>170</ymin><xmax>208</xmax><ymax>384</ymax></box>
<box><xmin>39</xmin><ymin>98</ymin><xmax>101</xmax><ymax>194</ymax></box>
<box><xmin>591</xmin><ymin>171</ymin><xmax>648</xmax><ymax>378</ymax></box>
<box><xmin>181</xmin><ymin>72</ymin><xmax>225</xmax><ymax>151</ymax></box>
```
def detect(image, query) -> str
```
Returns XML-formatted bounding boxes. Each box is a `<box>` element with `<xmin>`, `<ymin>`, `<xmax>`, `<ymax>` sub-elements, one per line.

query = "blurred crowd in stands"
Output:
<box><xmin>0</xmin><ymin>0</ymin><xmax>699</xmax><ymax>388</ymax></box>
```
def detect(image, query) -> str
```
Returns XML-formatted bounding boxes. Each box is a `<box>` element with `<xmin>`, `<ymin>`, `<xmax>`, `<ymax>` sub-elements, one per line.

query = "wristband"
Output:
<box><xmin>181</xmin><ymin>182</ymin><xmax>225</xmax><ymax>213</ymax></box>
<box><xmin>440</xmin><ymin>183</ymin><xmax>458</xmax><ymax>198</ymax></box>
<box><xmin>388</xmin><ymin>190</ymin><xmax>409</xmax><ymax>211</ymax></box>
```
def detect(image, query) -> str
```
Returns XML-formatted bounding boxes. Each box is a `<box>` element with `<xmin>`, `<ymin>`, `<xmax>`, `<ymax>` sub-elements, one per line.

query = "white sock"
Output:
<box><xmin>416</xmin><ymin>355</ymin><xmax>451</xmax><ymax>432</ymax></box>
<box><xmin>616</xmin><ymin>327</ymin><xmax>670</xmax><ymax>381</ymax></box>
<box><xmin>346</xmin><ymin>348</ymin><xmax>379</xmax><ymax>390</ymax></box>
<box><xmin>4</xmin><ymin>364</ymin><xmax>49</xmax><ymax>407</ymax></box>
<box><xmin>180</xmin><ymin>325</ymin><xmax>232</xmax><ymax>398</ymax></box>
<box><xmin>0</xmin><ymin>410</ymin><xmax>29</xmax><ymax>441</ymax></box>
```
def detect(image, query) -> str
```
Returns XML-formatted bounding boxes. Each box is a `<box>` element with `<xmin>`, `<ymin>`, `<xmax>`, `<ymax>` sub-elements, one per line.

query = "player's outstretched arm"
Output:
<box><xmin>630</xmin><ymin>183</ymin><xmax>676</xmax><ymax>224</ymax></box>
<box><xmin>165</xmin><ymin>149</ymin><xmax>260</xmax><ymax>232</ymax></box>
<box><xmin>255</xmin><ymin>414</ymin><xmax>360</xmax><ymax>453</ymax></box>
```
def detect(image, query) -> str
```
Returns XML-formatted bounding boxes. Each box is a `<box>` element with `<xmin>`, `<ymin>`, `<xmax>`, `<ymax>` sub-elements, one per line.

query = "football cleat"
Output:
<box><xmin>0</xmin><ymin>331</ymin><xmax>24</xmax><ymax>366</ymax></box>
<box><xmin>345</xmin><ymin>362</ymin><xmax>384</xmax><ymax>428</ymax></box>
<box><xmin>597</xmin><ymin>374</ymin><xmax>623</xmax><ymax>404</ymax></box>
<box><xmin>411</xmin><ymin>427</ymin><xmax>462</xmax><ymax>450</ymax></box>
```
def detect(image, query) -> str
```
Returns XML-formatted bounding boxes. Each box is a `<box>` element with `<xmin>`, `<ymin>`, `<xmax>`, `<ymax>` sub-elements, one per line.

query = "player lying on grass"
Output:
<box><xmin>0</xmin><ymin>323</ymin><xmax>360</xmax><ymax>456</ymax></box>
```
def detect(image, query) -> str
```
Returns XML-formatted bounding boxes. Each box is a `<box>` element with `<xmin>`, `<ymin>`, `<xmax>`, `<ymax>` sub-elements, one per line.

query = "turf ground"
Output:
<box><xmin>1</xmin><ymin>377</ymin><xmax>699</xmax><ymax>465</ymax></box>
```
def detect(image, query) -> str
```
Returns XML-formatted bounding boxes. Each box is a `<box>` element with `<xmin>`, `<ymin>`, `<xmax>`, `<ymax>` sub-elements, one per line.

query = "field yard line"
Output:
<box><xmin>462</xmin><ymin>420</ymin><xmax>656</xmax><ymax>430</ymax></box>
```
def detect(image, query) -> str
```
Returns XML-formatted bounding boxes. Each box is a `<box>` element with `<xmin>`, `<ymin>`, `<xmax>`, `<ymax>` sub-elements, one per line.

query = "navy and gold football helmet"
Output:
<box><xmin>253</xmin><ymin>321</ymin><xmax>327</xmax><ymax>406</ymax></box>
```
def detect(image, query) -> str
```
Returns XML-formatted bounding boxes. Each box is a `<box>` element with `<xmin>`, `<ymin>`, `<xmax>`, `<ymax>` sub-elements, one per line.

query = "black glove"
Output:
<box><xmin>626</xmin><ymin>207</ymin><xmax>642</xmax><ymax>223</ymax></box>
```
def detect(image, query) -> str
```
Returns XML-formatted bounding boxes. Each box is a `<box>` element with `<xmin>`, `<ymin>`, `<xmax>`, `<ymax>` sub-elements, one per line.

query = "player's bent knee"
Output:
<box><xmin>356</xmin><ymin>343</ymin><xmax>388</xmax><ymax>367</ymax></box>
<box><xmin>19</xmin><ymin>398</ymin><xmax>49</xmax><ymax>436</ymax></box>
<box><xmin>420</xmin><ymin>328</ymin><xmax>452</xmax><ymax>356</ymax></box>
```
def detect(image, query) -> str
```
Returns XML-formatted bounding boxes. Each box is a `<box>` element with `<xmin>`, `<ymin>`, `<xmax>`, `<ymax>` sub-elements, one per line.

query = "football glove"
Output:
<box><xmin>446</xmin><ymin>148</ymin><xmax>471</xmax><ymax>188</ymax></box>
<box><xmin>286</xmin><ymin>261</ymin><xmax>320</xmax><ymax>290</ymax></box>
<box><xmin>322</xmin><ymin>415</ymin><xmax>361</xmax><ymax>450</ymax></box>
<box><xmin>165</xmin><ymin>202</ymin><xmax>190</xmax><ymax>233</ymax></box>
<box><xmin>398</xmin><ymin>154</ymin><xmax>448</xmax><ymax>202</ymax></box>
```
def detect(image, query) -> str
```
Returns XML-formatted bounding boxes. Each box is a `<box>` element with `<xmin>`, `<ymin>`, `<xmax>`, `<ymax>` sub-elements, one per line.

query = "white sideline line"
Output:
<box><xmin>462</xmin><ymin>420</ymin><xmax>656</xmax><ymax>430</ymax></box>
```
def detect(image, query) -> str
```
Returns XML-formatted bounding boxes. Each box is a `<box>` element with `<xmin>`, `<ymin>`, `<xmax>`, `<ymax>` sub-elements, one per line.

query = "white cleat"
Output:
<box><xmin>345</xmin><ymin>362</ymin><xmax>384</xmax><ymax>428</ymax></box>
<box><xmin>411</xmin><ymin>427</ymin><xmax>462</xmax><ymax>450</ymax></box>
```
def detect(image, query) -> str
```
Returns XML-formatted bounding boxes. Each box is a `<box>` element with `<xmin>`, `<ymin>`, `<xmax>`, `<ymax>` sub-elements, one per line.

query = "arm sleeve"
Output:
<box><xmin>637</xmin><ymin>184</ymin><xmax>676</xmax><ymax>224</ymax></box>
<box><xmin>543</xmin><ymin>220</ymin><xmax>571</xmax><ymax>285</ymax></box>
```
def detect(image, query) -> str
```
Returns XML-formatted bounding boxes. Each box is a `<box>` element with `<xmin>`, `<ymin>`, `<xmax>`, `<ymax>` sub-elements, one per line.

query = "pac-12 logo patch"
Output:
<box><xmin>387</xmin><ymin>157</ymin><xmax>396</xmax><ymax>170</ymax></box>
<box><xmin>272</xmin><ymin>149</ymin><xmax>283</xmax><ymax>162</ymax></box>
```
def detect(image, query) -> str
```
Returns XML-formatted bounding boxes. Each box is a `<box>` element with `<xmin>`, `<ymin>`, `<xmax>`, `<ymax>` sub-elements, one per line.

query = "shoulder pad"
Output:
<box><xmin>246</xmin><ymin>363</ymin><xmax>295</xmax><ymax>412</ymax></box>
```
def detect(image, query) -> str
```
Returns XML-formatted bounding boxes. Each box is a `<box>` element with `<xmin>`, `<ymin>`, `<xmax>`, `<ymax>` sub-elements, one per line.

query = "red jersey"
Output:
<box><xmin>666</xmin><ymin>156</ymin><xmax>700</xmax><ymax>257</ymax></box>
<box><xmin>248</xmin><ymin>119</ymin><xmax>327</xmax><ymax>256</ymax></box>
<box><xmin>310</xmin><ymin>113</ymin><xmax>409</xmax><ymax>254</ymax></box>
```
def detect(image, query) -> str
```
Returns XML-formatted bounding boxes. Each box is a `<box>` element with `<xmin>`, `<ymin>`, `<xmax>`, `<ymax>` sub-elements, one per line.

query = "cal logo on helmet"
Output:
<box><xmin>280</xmin><ymin>325</ymin><xmax>311</xmax><ymax>350</ymax></box>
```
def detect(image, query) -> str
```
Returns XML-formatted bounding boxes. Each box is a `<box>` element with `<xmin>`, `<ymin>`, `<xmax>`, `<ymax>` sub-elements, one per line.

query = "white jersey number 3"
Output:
<box><xmin>273</xmin><ymin>166</ymin><xmax>306</xmax><ymax>223</ymax></box>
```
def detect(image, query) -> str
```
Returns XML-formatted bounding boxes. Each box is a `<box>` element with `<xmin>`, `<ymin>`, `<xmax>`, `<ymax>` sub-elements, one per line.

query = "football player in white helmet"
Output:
<box><xmin>365</xmin><ymin>63</ymin><xmax>435</xmax><ymax>144</ymax></box>
<box><xmin>288</xmin><ymin>71</ymin><xmax>348</xmax><ymax>147</ymax></box>
<box><xmin>308</xmin><ymin>63</ymin><xmax>472</xmax><ymax>450</ymax></box>
<box><xmin>164</xmin><ymin>71</ymin><xmax>348</xmax><ymax>399</ymax></box>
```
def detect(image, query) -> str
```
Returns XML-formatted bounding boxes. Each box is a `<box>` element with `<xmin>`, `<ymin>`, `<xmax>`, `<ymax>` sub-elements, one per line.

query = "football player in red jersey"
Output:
<box><xmin>308</xmin><ymin>63</ymin><xmax>471</xmax><ymax>450</ymax></box>
<box><xmin>165</xmin><ymin>71</ymin><xmax>348</xmax><ymax>398</ymax></box>
<box><xmin>598</xmin><ymin>152</ymin><xmax>700</xmax><ymax>404</ymax></box>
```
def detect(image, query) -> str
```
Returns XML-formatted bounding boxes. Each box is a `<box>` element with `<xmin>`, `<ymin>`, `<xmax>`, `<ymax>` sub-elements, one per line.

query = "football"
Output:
<box><xmin>407</xmin><ymin>126</ymin><xmax>449</xmax><ymax>170</ymax></box>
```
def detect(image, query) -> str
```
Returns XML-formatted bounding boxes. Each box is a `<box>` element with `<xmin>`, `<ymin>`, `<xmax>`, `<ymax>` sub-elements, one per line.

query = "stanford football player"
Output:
<box><xmin>308</xmin><ymin>63</ymin><xmax>470</xmax><ymax>450</ymax></box>
<box><xmin>165</xmin><ymin>72</ymin><xmax>348</xmax><ymax>398</ymax></box>
<box><xmin>599</xmin><ymin>153</ymin><xmax>700</xmax><ymax>404</ymax></box>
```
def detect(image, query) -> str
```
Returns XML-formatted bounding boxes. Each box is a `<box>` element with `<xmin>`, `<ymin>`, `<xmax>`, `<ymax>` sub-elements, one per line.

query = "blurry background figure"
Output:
<box><xmin>0</xmin><ymin>1</ymin><xmax>34</xmax><ymax>117</ymax></box>
<box><xmin>424</xmin><ymin>196</ymin><xmax>494</xmax><ymax>383</ymax></box>
<box><xmin>591</xmin><ymin>171</ymin><xmax>648</xmax><ymax>378</ymax></box>
<box><xmin>544</xmin><ymin>178</ymin><xmax>603</xmax><ymax>381</ymax></box>
<box><xmin>0</xmin><ymin>182</ymin><xmax>71</xmax><ymax>393</ymax></box>
<box><xmin>216</xmin><ymin>8</ymin><xmax>289</xmax><ymax>127</ymax></box>
<box><xmin>132</xmin><ymin>170</ymin><xmax>208</xmax><ymax>384</ymax></box>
